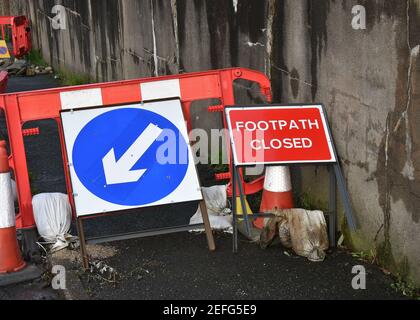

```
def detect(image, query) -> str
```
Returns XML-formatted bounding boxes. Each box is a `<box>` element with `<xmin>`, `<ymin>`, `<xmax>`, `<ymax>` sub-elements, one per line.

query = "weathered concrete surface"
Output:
<box><xmin>4</xmin><ymin>0</ymin><xmax>420</xmax><ymax>286</ymax></box>
<box><xmin>0</xmin><ymin>0</ymin><xmax>23</xmax><ymax>16</ymax></box>
<box><xmin>304</xmin><ymin>0</ymin><xmax>420</xmax><ymax>286</ymax></box>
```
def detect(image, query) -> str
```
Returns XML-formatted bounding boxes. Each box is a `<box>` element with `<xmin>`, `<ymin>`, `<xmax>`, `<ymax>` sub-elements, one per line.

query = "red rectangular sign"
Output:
<box><xmin>226</xmin><ymin>105</ymin><xmax>337</xmax><ymax>165</ymax></box>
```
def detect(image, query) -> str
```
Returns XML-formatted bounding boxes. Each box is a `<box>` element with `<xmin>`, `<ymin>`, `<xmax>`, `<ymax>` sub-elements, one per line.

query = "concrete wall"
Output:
<box><xmin>0</xmin><ymin>0</ymin><xmax>23</xmax><ymax>16</ymax></box>
<box><xmin>4</xmin><ymin>0</ymin><xmax>420</xmax><ymax>285</ymax></box>
<box><xmin>303</xmin><ymin>0</ymin><xmax>420</xmax><ymax>286</ymax></box>
<box><xmin>8</xmin><ymin>0</ymin><xmax>270</xmax><ymax>81</ymax></box>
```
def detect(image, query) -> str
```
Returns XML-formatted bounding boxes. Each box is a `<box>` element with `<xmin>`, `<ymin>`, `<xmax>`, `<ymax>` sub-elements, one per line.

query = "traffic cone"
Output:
<box><xmin>255</xmin><ymin>166</ymin><xmax>294</xmax><ymax>229</ymax></box>
<box><xmin>0</xmin><ymin>140</ymin><xmax>26</xmax><ymax>274</ymax></box>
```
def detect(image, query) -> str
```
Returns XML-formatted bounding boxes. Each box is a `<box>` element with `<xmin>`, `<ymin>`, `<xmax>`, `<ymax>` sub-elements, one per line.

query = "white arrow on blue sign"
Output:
<box><xmin>102</xmin><ymin>123</ymin><xmax>163</xmax><ymax>185</ymax></box>
<box><xmin>61</xmin><ymin>99</ymin><xmax>203</xmax><ymax>217</ymax></box>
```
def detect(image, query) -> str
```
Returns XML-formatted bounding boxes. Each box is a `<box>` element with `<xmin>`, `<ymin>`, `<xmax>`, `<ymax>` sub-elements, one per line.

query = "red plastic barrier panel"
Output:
<box><xmin>0</xmin><ymin>16</ymin><xmax>32</xmax><ymax>59</ymax></box>
<box><xmin>0</xmin><ymin>68</ymin><xmax>272</xmax><ymax>229</ymax></box>
<box><xmin>0</xmin><ymin>71</ymin><xmax>7</xmax><ymax>94</ymax></box>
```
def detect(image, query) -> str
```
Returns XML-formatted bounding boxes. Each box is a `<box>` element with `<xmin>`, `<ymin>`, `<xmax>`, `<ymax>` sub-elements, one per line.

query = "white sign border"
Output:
<box><xmin>225</xmin><ymin>105</ymin><xmax>338</xmax><ymax>166</ymax></box>
<box><xmin>61</xmin><ymin>99</ymin><xmax>203</xmax><ymax>217</ymax></box>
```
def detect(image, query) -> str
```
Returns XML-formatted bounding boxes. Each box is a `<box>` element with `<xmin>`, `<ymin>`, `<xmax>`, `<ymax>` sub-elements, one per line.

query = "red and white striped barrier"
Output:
<box><xmin>0</xmin><ymin>140</ymin><xmax>26</xmax><ymax>274</ymax></box>
<box><xmin>0</xmin><ymin>71</ymin><xmax>8</xmax><ymax>94</ymax></box>
<box><xmin>255</xmin><ymin>166</ymin><xmax>294</xmax><ymax>229</ymax></box>
<box><xmin>58</xmin><ymin>79</ymin><xmax>182</xmax><ymax>110</ymax></box>
<box><xmin>1</xmin><ymin>68</ymin><xmax>272</xmax><ymax>230</ymax></box>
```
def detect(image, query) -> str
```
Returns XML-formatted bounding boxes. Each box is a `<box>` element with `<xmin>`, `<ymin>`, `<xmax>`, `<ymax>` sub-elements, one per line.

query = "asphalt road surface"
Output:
<box><xmin>75</xmin><ymin>232</ymin><xmax>406</xmax><ymax>300</ymax></box>
<box><xmin>1</xmin><ymin>74</ymin><xmax>407</xmax><ymax>300</ymax></box>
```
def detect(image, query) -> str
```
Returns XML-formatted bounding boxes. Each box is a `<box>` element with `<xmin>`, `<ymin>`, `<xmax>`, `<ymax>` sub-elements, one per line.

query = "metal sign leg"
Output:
<box><xmin>199</xmin><ymin>200</ymin><xmax>216</xmax><ymax>251</ymax></box>
<box><xmin>329</xmin><ymin>166</ymin><xmax>337</xmax><ymax>248</ymax></box>
<box><xmin>76</xmin><ymin>217</ymin><xmax>89</xmax><ymax>270</ymax></box>
<box><xmin>232</xmin><ymin>165</ymin><xmax>238</xmax><ymax>253</ymax></box>
<box><xmin>334</xmin><ymin>164</ymin><xmax>357</xmax><ymax>231</ymax></box>
<box><xmin>233</xmin><ymin>167</ymin><xmax>252</xmax><ymax>236</ymax></box>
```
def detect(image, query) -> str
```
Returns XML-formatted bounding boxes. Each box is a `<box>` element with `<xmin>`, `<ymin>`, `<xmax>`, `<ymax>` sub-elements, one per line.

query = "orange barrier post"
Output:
<box><xmin>0</xmin><ymin>140</ymin><xmax>26</xmax><ymax>274</ymax></box>
<box><xmin>255</xmin><ymin>166</ymin><xmax>294</xmax><ymax>229</ymax></box>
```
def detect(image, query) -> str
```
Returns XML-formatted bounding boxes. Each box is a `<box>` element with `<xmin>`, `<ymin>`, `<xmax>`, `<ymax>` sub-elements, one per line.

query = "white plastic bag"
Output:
<box><xmin>32</xmin><ymin>193</ymin><xmax>74</xmax><ymax>252</ymax></box>
<box><xmin>189</xmin><ymin>185</ymin><xmax>233</xmax><ymax>233</ymax></box>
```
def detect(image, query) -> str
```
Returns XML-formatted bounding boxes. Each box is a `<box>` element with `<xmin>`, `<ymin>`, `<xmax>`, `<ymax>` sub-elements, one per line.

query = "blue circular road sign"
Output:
<box><xmin>72</xmin><ymin>108</ymin><xmax>189</xmax><ymax>206</ymax></box>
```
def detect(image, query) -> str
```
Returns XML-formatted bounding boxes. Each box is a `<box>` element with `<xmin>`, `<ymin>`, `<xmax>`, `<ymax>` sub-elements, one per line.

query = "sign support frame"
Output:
<box><xmin>76</xmin><ymin>198</ymin><xmax>215</xmax><ymax>270</ymax></box>
<box><xmin>226</xmin><ymin>104</ymin><xmax>357</xmax><ymax>253</ymax></box>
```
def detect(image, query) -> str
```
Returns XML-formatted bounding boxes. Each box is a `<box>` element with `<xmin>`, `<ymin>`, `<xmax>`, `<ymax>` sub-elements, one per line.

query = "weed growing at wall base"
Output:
<box><xmin>28</xmin><ymin>50</ymin><xmax>49</xmax><ymax>67</ymax></box>
<box><xmin>57</xmin><ymin>69</ymin><xmax>91</xmax><ymax>86</ymax></box>
<box><xmin>391</xmin><ymin>278</ymin><xmax>420</xmax><ymax>299</ymax></box>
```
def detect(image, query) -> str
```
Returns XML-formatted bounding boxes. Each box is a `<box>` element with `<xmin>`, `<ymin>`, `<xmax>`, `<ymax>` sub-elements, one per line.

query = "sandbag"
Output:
<box><xmin>288</xmin><ymin>209</ymin><xmax>329</xmax><ymax>262</ymax></box>
<box><xmin>260</xmin><ymin>211</ymin><xmax>292</xmax><ymax>250</ymax></box>
<box><xmin>260</xmin><ymin>209</ymin><xmax>329</xmax><ymax>262</ymax></box>
<box><xmin>32</xmin><ymin>193</ymin><xmax>74</xmax><ymax>252</ymax></box>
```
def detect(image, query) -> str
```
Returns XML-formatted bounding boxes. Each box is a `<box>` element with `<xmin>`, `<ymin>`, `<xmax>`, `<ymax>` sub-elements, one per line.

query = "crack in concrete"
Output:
<box><xmin>272</xmin><ymin>64</ymin><xmax>315</xmax><ymax>88</ymax></box>
<box><xmin>245</xmin><ymin>41</ymin><xmax>265</xmax><ymax>47</ymax></box>
<box><xmin>395</xmin><ymin>1</ymin><xmax>418</xmax><ymax>181</ymax></box>
<box><xmin>142</xmin><ymin>47</ymin><xmax>177</xmax><ymax>65</ymax></box>
<box><xmin>266</xmin><ymin>0</ymin><xmax>275</xmax><ymax>79</ymax></box>
<box><xmin>401</xmin><ymin>44</ymin><xmax>419</xmax><ymax>180</ymax></box>
<box><xmin>123</xmin><ymin>48</ymin><xmax>146</xmax><ymax>62</ymax></box>
<box><xmin>374</xmin><ymin>223</ymin><xmax>384</xmax><ymax>243</ymax></box>
<box><xmin>376</xmin><ymin>110</ymin><xmax>393</xmax><ymax>252</ymax></box>
<box><xmin>376</xmin><ymin>0</ymin><xmax>419</xmax><ymax>263</ymax></box>
<box><xmin>170</xmin><ymin>0</ymin><xmax>180</xmax><ymax>72</ymax></box>
<box><xmin>385</xmin><ymin>114</ymin><xmax>391</xmax><ymax>168</ymax></box>
<box><xmin>150</xmin><ymin>0</ymin><xmax>158</xmax><ymax>77</ymax></box>
<box><xmin>233</xmin><ymin>0</ymin><xmax>238</xmax><ymax>14</ymax></box>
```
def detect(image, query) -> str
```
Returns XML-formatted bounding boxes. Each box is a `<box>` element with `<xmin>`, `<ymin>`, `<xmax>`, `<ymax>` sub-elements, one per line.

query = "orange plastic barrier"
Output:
<box><xmin>0</xmin><ymin>68</ymin><xmax>272</xmax><ymax>229</ymax></box>
<box><xmin>0</xmin><ymin>16</ymin><xmax>31</xmax><ymax>59</ymax></box>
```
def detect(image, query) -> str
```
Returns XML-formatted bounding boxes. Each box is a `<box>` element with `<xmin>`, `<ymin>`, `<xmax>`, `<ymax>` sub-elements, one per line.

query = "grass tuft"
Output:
<box><xmin>57</xmin><ymin>69</ymin><xmax>91</xmax><ymax>86</ymax></box>
<box><xmin>27</xmin><ymin>50</ymin><xmax>49</xmax><ymax>67</ymax></box>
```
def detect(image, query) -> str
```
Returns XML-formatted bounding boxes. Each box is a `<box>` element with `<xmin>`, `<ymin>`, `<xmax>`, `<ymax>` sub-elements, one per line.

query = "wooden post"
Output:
<box><xmin>199</xmin><ymin>200</ymin><xmax>216</xmax><ymax>251</ymax></box>
<box><xmin>76</xmin><ymin>218</ymin><xmax>89</xmax><ymax>270</ymax></box>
